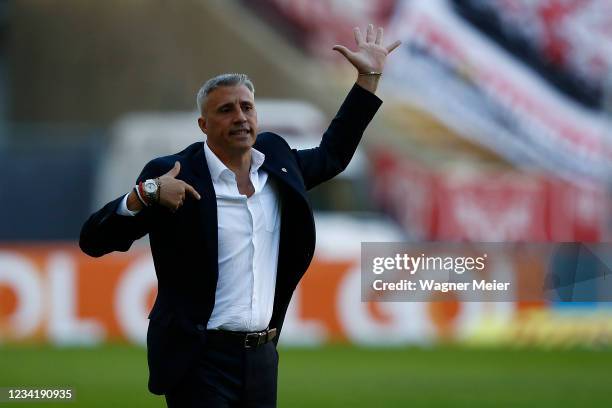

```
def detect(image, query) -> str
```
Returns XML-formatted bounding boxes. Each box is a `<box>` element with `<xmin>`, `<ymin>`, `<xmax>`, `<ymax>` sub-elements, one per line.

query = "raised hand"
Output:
<box><xmin>332</xmin><ymin>24</ymin><xmax>401</xmax><ymax>93</ymax></box>
<box><xmin>158</xmin><ymin>161</ymin><xmax>201</xmax><ymax>212</ymax></box>
<box><xmin>333</xmin><ymin>24</ymin><xmax>401</xmax><ymax>73</ymax></box>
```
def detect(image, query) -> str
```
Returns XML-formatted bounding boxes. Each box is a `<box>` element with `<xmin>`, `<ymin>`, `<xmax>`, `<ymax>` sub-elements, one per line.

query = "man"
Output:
<box><xmin>80</xmin><ymin>24</ymin><xmax>400</xmax><ymax>407</ymax></box>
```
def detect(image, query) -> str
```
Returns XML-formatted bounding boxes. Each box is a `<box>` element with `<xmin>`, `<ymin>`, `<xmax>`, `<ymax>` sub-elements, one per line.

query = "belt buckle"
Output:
<box><xmin>244</xmin><ymin>332</ymin><xmax>262</xmax><ymax>349</ymax></box>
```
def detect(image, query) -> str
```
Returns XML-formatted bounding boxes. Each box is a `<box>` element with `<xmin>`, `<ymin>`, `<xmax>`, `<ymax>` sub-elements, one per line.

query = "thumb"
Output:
<box><xmin>333</xmin><ymin>45</ymin><xmax>354</xmax><ymax>61</ymax></box>
<box><xmin>166</xmin><ymin>161</ymin><xmax>180</xmax><ymax>178</ymax></box>
<box><xmin>386</xmin><ymin>40</ymin><xmax>402</xmax><ymax>54</ymax></box>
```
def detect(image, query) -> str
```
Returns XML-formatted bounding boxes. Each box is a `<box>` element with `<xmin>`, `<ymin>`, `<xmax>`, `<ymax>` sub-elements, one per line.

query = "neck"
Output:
<box><xmin>207</xmin><ymin>142</ymin><xmax>251</xmax><ymax>175</ymax></box>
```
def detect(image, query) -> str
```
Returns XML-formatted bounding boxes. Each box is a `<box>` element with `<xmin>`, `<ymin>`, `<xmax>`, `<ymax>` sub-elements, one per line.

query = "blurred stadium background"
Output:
<box><xmin>1</xmin><ymin>0</ymin><xmax>611</xmax><ymax>406</ymax></box>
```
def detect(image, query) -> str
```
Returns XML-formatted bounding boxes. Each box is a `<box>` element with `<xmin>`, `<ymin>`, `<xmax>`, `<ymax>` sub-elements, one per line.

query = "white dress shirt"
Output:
<box><xmin>118</xmin><ymin>142</ymin><xmax>281</xmax><ymax>332</ymax></box>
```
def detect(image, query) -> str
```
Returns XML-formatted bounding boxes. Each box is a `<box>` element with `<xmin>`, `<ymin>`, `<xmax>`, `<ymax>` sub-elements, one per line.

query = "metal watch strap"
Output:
<box><xmin>143</xmin><ymin>179</ymin><xmax>160</xmax><ymax>205</ymax></box>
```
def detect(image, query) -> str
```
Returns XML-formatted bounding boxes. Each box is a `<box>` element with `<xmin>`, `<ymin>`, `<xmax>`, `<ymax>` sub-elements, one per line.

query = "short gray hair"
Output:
<box><xmin>196</xmin><ymin>73</ymin><xmax>255</xmax><ymax>115</ymax></box>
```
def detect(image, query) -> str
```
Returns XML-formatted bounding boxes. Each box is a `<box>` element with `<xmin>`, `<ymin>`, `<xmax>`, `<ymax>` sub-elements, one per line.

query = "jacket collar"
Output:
<box><xmin>190</xmin><ymin>140</ymin><xmax>308</xmax><ymax>202</ymax></box>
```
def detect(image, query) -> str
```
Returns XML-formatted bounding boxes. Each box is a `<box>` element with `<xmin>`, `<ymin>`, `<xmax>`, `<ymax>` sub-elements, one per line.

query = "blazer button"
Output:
<box><xmin>196</xmin><ymin>324</ymin><xmax>205</xmax><ymax>331</ymax></box>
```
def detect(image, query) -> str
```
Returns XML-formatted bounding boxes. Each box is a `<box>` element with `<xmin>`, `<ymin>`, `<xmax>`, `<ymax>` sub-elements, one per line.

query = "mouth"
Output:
<box><xmin>229</xmin><ymin>128</ymin><xmax>251</xmax><ymax>137</ymax></box>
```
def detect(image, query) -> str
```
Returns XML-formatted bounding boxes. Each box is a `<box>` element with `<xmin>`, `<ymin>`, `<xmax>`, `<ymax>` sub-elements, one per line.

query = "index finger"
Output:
<box><xmin>375</xmin><ymin>27</ymin><xmax>383</xmax><ymax>45</ymax></box>
<box><xmin>184</xmin><ymin>183</ymin><xmax>201</xmax><ymax>200</ymax></box>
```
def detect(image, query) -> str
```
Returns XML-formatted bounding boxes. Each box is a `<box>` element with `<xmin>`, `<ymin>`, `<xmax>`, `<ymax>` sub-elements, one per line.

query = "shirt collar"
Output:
<box><xmin>204</xmin><ymin>141</ymin><xmax>265</xmax><ymax>182</ymax></box>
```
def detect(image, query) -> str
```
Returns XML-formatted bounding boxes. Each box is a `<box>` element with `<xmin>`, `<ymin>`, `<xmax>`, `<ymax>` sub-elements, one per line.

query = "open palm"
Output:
<box><xmin>333</xmin><ymin>24</ymin><xmax>401</xmax><ymax>73</ymax></box>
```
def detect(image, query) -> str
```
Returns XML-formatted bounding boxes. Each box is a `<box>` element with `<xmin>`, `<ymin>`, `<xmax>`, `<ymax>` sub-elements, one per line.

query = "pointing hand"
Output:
<box><xmin>158</xmin><ymin>161</ymin><xmax>201</xmax><ymax>212</ymax></box>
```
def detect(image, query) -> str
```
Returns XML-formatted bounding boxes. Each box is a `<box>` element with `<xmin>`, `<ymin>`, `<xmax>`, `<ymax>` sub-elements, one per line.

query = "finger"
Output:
<box><xmin>166</xmin><ymin>161</ymin><xmax>181</xmax><ymax>178</ymax></box>
<box><xmin>332</xmin><ymin>45</ymin><xmax>355</xmax><ymax>61</ymax></box>
<box><xmin>366</xmin><ymin>24</ymin><xmax>375</xmax><ymax>43</ymax></box>
<box><xmin>386</xmin><ymin>40</ymin><xmax>402</xmax><ymax>54</ymax></box>
<box><xmin>184</xmin><ymin>183</ymin><xmax>201</xmax><ymax>200</ymax></box>
<box><xmin>375</xmin><ymin>27</ymin><xmax>383</xmax><ymax>45</ymax></box>
<box><xmin>353</xmin><ymin>27</ymin><xmax>363</xmax><ymax>46</ymax></box>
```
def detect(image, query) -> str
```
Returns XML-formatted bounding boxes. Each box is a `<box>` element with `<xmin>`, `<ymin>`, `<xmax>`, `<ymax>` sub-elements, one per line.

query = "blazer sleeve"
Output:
<box><xmin>79</xmin><ymin>159</ymin><xmax>164</xmax><ymax>257</ymax></box>
<box><xmin>293</xmin><ymin>84</ymin><xmax>382</xmax><ymax>190</ymax></box>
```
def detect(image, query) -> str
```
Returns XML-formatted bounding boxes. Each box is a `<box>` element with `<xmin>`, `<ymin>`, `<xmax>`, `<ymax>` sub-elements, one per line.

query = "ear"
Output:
<box><xmin>197</xmin><ymin>117</ymin><xmax>207</xmax><ymax>134</ymax></box>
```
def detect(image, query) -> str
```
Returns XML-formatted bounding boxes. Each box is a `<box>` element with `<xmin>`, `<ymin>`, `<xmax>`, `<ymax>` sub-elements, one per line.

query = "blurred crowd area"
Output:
<box><xmin>0</xmin><ymin>0</ymin><xmax>611</xmax><ymax>348</ymax></box>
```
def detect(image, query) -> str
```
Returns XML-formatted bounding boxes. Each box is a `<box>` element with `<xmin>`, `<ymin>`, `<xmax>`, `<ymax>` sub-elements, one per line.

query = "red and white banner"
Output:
<box><xmin>453</xmin><ymin>0</ymin><xmax>612</xmax><ymax>93</ymax></box>
<box><xmin>371</xmin><ymin>149</ymin><xmax>610</xmax><ymax>241</ymax></box>
<box><xmin>383</xmin><ymin>0</ymin><xmax>612</xmax><ymax>183</ymax></box>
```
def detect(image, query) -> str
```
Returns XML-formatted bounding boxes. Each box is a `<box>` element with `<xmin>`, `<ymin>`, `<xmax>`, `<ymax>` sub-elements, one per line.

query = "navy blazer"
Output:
<box><xmin>79</xmin><ymin>84</ymin><xmax>382</xmax><ymax>395</ymax></box>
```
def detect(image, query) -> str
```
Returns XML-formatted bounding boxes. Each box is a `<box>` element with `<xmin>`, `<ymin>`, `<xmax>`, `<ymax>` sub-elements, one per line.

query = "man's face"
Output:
<box><xmin>198</xmin><ymin>84</ymin><xmax>257</xmax><ymax>156</ymax></box>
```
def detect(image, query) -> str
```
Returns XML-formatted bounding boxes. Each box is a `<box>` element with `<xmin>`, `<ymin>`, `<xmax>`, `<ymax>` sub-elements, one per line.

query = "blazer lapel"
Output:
<box><xmin>261</xmin><ymin>160</ymin><xmax>308</xmax><ymax>202</ymax></box>
<box><xmin>188</xmin><ymin>142</ymin><xmax>218</xmax><ymax>274</ymax></box>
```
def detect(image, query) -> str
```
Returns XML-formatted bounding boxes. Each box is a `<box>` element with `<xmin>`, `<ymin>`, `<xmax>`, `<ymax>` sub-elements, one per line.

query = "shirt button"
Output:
<box><xmin>196</xmin><ymin>324</ymin><xmax>205</xmax><ymax>331</ymax></box>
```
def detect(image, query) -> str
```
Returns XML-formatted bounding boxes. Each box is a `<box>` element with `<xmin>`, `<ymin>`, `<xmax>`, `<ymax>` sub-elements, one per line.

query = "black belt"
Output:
<box><xmin>206</xmin><ymin>328</ymin><xmax>277</xmax><ymax>349</ymax></box>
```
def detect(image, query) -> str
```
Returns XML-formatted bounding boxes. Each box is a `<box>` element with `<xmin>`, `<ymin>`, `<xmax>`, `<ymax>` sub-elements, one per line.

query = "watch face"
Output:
<box><xmin>144</xmin><ymin>181</ymin><xmax>157</xmax><ymax>193</ymax></box>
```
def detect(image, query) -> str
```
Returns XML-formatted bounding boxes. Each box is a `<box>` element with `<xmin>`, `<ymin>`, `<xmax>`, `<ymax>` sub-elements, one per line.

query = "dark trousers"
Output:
<box><xmin>164</xmin><ymin>339</ymin><xmax>279</xmax><ymax>408</ymax></box>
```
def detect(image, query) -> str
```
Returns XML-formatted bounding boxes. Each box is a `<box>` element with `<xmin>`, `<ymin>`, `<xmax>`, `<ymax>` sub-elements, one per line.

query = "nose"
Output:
<box><xmin>233</xmin><ymin>106</ymin><xmax>247</xmax><ymax>123</ymax></box>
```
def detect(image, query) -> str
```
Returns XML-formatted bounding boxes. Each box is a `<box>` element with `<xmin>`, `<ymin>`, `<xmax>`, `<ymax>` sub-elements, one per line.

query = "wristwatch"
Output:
<box><xmin>143</xmin><ymin>178</ymin><xmax>160</xmax><ymax>204</ymax></box>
